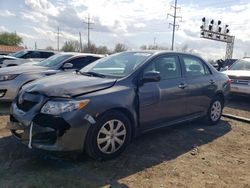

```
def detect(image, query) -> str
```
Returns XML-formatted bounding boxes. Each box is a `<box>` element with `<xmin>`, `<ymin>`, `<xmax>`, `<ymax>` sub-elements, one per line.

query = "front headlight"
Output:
<box><xmin>40</xmin><ymin>99</ymin><xmax>90</xmax><ymax>115</ymax></box>
<box><xmin>0</xmin><ymin>74</ymin><xmax>19</xmax><ymax>81</ymax></box>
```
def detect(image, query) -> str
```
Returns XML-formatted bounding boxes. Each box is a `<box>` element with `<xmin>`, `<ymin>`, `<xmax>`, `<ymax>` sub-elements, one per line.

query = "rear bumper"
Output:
<box><xmin>7</xmin><ymin>102</ymin><xmax>96</xmax><ymax>152</ymax></box>
<box><xmin>231</xmin><ymin>84</ymin><xmax>250</xmax><ymax>95</ymax></box>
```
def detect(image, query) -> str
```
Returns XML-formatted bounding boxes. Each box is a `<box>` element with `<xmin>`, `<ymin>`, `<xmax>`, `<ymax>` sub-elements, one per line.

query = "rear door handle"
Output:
<box><xmin>178</xmin><ymin>83</ymin><xmax>188</xmax><ymax>89</ymax></box>
<box><xmin>209</xmin><ymin>80</ymin><xmax>215</xmax><ymax>84</ymax></box>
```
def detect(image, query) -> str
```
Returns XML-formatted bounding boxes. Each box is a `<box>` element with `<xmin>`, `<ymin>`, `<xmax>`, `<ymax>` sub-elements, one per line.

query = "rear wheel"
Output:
<box><xmin>205</xmin><ymin>96</ymin><xmax>223</xmax><ymax>125</ymax></box>
<box><xmin>85</xmin><ymin>110</ymin><xmax>131</xmax><ymax>160</ymax></box>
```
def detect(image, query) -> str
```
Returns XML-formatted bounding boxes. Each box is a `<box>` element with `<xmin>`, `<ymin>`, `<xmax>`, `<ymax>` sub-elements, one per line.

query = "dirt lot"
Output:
<box><xmin>0</xmin><ymin>96</ymin><xmax>250</xmax><ymax>188</ymax></box>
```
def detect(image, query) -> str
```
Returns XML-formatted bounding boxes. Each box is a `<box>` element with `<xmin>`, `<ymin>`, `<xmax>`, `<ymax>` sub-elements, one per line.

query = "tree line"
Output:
<box><xmin>0</xmin><ymin>32</ymin><xmax>22</xmax><ymax>46</ymax></box>
<box><xmin>0</xmin><ymin>32</ymin><xmax>195</xmax><ymax>55</ymax></box>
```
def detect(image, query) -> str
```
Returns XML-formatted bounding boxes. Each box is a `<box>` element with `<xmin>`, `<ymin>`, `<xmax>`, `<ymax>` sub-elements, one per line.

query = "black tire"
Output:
<box><xmin>85</xmin><ymin>110</ymin><xmax>132</xmax><ymax>161</ymax></box>
<box><xmin>204</xmin><ymin>96</ymin><xmax>223</xmax><ymax>125</ymax></box>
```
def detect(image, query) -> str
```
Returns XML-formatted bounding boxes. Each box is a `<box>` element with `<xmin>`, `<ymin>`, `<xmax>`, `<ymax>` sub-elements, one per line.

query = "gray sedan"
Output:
<box><xmin>0</xmin><ymin>53</ymin><xmax>103</xmax><ymax>101</ymax></box>
<box><xmin>8</xmin><ymin>51</ymin><xmax>231</xmax><ymax>160</ymax></box>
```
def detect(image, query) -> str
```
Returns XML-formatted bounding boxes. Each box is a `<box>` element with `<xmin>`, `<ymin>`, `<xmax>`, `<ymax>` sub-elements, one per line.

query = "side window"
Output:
<box><xmin>183</xmin><ymin>56</ymin><xmax>209</xmax><ymax>77</ymax></box>
<box><xmin>41</xmin><ymin>52</ymin><xmax>54</xmax><ymax>58</ymax></box>
<box><xmin>88</xmin><ymin>56</ymin><xmax>100</xmax><ymax>63</ymax></box>
<box><xmin>67</xmin><ymin>57</ymin><xmax>92</xmax><ymax>69</ymax></box>
<box><xmin>144</xmin><ymin>56</ymin><xmax>181</xmax><ymax>80</ymax></box>
<box><xmin>23</xmin><ymin>51</ymin><xmax>41</xmax><ymax>58</ymax></box>
<box><xmin>204</xmin><ymin>64</ymin><xmax>211</xmax><ymax>75</ymax></box>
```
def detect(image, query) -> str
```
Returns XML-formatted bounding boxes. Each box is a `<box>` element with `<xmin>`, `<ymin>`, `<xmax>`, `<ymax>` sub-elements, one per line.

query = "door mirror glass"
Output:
<box><xmin>142</xmin><ymin>71</ymin><xmax>161</xmax><ymax>83</ymax></box>
<box><xmin>62</xmin><ymin>63</ymin><xmax>73</xmax><ymax>69</ymax></box>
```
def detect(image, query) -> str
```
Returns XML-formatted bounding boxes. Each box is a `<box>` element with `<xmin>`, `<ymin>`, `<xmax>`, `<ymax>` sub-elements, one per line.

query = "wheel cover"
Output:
<box><xmin>210</xmin><ymin>101</ymin><xmax>222</xmax><ymax>122</ymax></box>
<box><xmin>97</xmin><ymin>119</ymin><xmax>127</xmax><ymax>154</ymax></box>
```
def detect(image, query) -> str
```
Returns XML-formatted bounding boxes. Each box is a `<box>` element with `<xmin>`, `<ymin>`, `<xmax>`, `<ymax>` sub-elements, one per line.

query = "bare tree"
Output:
<box><xmin>140</xmin><ymin>45</ymin><xmax>169</xmax><ymax>50</ymax></box>
<box><xmin>45</xmin><ymin>46</ymin><xmax>54</xmax><ymax>51</ymax></box>
<box><xmin>113</xmin><ymin>43</ymin><xmax>128</xmax><ymax>53</ymax></box>
<box><xmin>61</xmin><ymin>41</ymin><xmax>80</xmax><ymax>52</ymax></box>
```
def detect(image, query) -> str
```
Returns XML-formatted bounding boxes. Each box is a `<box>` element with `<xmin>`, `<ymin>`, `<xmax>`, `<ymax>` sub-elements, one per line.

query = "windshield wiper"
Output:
<box><xmin>80</xmin><ymin>71</ymin><xmax>106</xmax><ymax>78</ymax></box>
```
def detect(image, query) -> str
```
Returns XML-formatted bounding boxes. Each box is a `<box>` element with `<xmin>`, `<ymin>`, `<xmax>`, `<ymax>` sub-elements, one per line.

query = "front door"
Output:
<box><xmin>139</xmin><ymin>55</ymin><xmax>187</xmax><ymax>130</ymax></box>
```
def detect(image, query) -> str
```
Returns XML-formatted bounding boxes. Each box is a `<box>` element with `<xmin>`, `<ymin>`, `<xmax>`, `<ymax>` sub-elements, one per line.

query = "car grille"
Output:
<box><xmin>17</xmin><ymin>100</ymin><xmax>38</xmax><ymax>112</ymax></box>
<box><xmin>229</xmin><ymin>76</ymin><xmax>250</xmax><ymax>85</ymax></box>
<box><xmin>33</xmin><ymin>114</ymin><xmax>70</xmax><ymax>137</ymax></box>
<box><xmin>230</xmin><ymin>79</ymin><xmax>250</xmax><ymax>85</ymax></box>
<box><xmin>16</xmin><ymin>92</ymin><xmax>41</xmax><ymax>112</ymax></box>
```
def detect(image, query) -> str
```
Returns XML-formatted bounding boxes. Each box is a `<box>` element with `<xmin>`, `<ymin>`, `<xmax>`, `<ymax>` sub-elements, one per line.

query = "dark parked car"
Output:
<box><xmin>8</xmin><ymin>51</ymin><xmax>231</xmax><ymax>160</ymax></box>
<box><xmin>0</xmin><ymin>50</ymin><xmax>56</xmax><ymax>68</ymax></box>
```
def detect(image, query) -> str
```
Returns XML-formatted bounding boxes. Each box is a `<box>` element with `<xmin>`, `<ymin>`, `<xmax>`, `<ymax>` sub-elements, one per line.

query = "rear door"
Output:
<box><xmin>139</xmin><ymin>54</ymin><xmax>188</xmax><ymax>129</ymax></box>
<box><xmin>180</xmin><ymin>55</ymin><xmax>216</xmax><ymax>116</ymax></box>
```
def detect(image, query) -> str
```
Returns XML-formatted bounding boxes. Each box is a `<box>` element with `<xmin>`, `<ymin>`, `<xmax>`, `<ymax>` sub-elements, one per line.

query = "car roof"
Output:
<box><xmin>69</xmin><ymin>53</ymin><xmax>105</xmax><ymax>58</ymax></box>
<box><xmin>124</xmin><ymin>50</ymin><xmax>202</xmax><ymax>58</ymax></box>
<box><xmin>20</xmin><ymin>50</ymin><xmax>57</xmax><ymax>53</ymax></box>
<box><xmin>47</xmin><ymin>52</ymin><xmax>105</xmax><ymax>57</ymax></box>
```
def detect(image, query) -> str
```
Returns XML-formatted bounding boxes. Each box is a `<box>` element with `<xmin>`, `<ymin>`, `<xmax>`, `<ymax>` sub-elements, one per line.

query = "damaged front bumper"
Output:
<box><xmin>7</xmin><ymin>102</ymin><xmax>96</xmax><ymax>152</ymax></box>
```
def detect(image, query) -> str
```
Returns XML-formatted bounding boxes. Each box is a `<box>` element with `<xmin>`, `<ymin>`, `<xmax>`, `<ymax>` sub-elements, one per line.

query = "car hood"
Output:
<box><xmin>0</xmin><ymin>55</ymin><xmax>19</xmax><ymax>60</ymax></box>
<box><xmin>23</xmin><ymin>72</ymin><xmax>117</xmax><ymax>97</ymax></box>
<box><xmin>0</xmin><ymin>65</ymin><xmax>48</xmax><ymax>75</ymax></box>
<box><xmin>21</xmin><ymin>61</ymin><xmax>40</xmax><ymax>66</ymax></box>
<box><xmin>223</xmin><ymin>70</ymin><xmax>250</xmax><ymax>77</ymax></box>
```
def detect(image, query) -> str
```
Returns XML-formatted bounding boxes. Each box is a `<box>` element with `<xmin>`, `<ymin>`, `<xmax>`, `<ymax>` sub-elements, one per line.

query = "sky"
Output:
<box><xmin>0</xmin><ymin>0</ymin><xmax>250</xmax><ymax>60</ymax></box>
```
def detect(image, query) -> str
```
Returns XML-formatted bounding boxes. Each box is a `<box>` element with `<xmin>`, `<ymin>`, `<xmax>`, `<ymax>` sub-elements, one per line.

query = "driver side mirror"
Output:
<box><xmin>62</xmin><ymin>63</ymin><xmax>73</xmax><ymax>69</ymax></box>
<box><xmin>142</xmin><ymin>71</ymin><xmax>161</xmax><ymax>83</ymax></box>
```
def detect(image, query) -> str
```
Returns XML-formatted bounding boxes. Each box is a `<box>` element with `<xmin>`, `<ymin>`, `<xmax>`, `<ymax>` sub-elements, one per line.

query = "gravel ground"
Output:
<box><xmin>0</xmin><ymin>96</ymin><xmax>249</xmax><ymax>188</ymax></box>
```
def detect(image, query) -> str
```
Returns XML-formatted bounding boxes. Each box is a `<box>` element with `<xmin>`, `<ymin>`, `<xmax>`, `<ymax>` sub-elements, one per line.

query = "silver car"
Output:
<box><xmin>223</xmin><ymin>58</ymin><xmax>250</xmax><ymax>95</ymax></box>
<box><xmin>0</xmin><ymin>53</ymin><xmax>103</xmax><ymax>101</ymax></box>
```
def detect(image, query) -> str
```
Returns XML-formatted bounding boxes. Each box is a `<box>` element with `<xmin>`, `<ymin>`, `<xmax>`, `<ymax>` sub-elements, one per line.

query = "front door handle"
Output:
<box><xmin>209</xmin><ymin>80</ymin><xmax>215</xmax><ymax>84</ymax></box>
<box><xmin>178</xmin><ymin>83</ymin><xmax>188</xmax><ymax>89</ymax></box>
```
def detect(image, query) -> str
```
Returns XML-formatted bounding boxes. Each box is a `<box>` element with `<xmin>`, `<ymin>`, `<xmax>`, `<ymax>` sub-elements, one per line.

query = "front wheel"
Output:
<box><xmin>205</xmin><ymin>96</ymin><xmax>223</xmax><ymax>125</ymax></box>
<box><xmin>85</xmin><ymin>110</ymin><xmax>132</xmax><ymax>160</ymax></box>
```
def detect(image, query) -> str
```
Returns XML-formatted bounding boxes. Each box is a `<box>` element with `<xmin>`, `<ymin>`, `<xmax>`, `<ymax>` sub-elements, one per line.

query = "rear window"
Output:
<box><xmin>229</xmin><ymin>58</ymin><xmax>250</xmax><ymax>71</ymax></box>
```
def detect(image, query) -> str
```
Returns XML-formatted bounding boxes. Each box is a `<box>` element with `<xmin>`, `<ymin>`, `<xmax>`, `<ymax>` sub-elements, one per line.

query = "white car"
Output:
<box><xmin>223</xmin><ymin>58</ymin><xmax>250</xmax><ymax>95</ymax></box>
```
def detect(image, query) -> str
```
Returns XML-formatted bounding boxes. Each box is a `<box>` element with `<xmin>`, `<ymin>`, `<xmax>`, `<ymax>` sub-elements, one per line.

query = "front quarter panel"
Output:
<box><xmin>77</xmin><ymin>82</ymin><xmax>138</xmax><ymax>131</ymax></box>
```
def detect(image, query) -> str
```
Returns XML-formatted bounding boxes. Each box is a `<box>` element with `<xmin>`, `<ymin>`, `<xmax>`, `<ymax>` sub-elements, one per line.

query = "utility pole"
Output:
<box><xmin>168</xmin><ymin>0</ymin><xmax>182</xmax><ymax>51</ymax></box>
<box><xmin>83</xmin><ymin>14</ymin><xmax>94</xmax><ymax>52</ymax></box>
<box><xmin>79</xmin><ymin>32</ymin><xmax>82</xmax><ymax>52</ymax></box>
<box><xmin>57</xmin><ymin>27</ymin><xmax>60</xmax><ymax>51</ymax></box>
<box><xmin>153</xmin><ymin>37</ymin><xmax>156</xmax><ymax>45</ymax></box>
<box><xmin>14</xmin><ymin>30</ymin><xmax>17</xmax><ymax>45</ymax></box>
<box><xmin>35</xmin><ymin>42</ymin><xmax>37</xmax><ymax>50</ymax></box>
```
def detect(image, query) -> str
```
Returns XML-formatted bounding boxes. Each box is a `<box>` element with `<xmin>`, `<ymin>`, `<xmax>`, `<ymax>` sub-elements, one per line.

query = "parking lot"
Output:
<box><xmin>0</xmin><ymin>96</ymin><xmax>249</xmax><ymax>188</ymax></box>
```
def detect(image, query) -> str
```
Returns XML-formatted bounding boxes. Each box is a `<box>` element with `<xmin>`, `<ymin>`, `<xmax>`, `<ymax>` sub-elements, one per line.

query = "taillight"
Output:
<box><xmin>227</xmin><ymin>79</ymin><xmax>232</xmax><ymax>85</ymax></box>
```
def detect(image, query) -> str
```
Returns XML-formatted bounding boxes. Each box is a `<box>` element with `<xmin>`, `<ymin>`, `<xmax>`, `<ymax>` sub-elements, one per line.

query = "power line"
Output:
<box><xmin>83</xmin><ymin>14</ymin><xmax>94</xmax><ymax>52</ymax></box>
<box><xmin>168</xmin><ymin>0</ymin><xmax>182</xmax><ymax>50</ymax></box>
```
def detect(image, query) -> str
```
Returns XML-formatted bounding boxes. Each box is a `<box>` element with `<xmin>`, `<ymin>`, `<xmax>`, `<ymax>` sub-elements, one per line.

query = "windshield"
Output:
<box><xmin>80</xmin><ymin>52</ymin><xmax>152</xmax><ymax>78</ymax></box>
<box><xmin>10</xmin><ymin>50</ymin><xmax>27</xmax><ymax>58</ymax></box>
<box><xmin>36</xmin><ymin>54</ymin><xmax>73</xmax><ymax>67</ymax></box>
<box><xmin>229</xmin><ymin>58</ymin><xmax>250</xmax><ymax>71</ymax></box>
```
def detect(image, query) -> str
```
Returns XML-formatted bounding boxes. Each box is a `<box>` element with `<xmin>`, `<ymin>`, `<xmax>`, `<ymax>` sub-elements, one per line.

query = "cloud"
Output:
<box><xmin>134</xmin><ymin>23</ymin><xmax>146</xmax><ymax>28</ymax></box>
<box><xmin>2</xmin><ymin>0</ymin><xmax>250</xmax><ymax>59</ymax></box>
<box><xmin>18</xmin><ymin>32</ymin><xmax>37</xmax><ymax>39</ymax></box>
<box><xmin>0</xmin><ymin>26</ymin><xmax>8</xmax><ymax>32</ymax></box>
<box><xmin>24</xmin><ymin>0</ymin><xmax>59</xmax><ymax>16</ymax></box>
<box><xmin>0</xmin><ymin>10</ymin><xmax>15</xmax><ymax>17</ymax></box>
